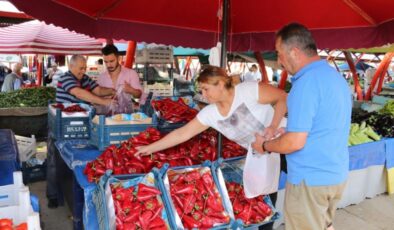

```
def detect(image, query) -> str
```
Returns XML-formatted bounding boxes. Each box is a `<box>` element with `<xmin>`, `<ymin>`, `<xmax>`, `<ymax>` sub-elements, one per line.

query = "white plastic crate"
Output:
<box><xmin>0</xmin><ymin>172</ymin><xmax>41</xmax><ymax>230</ymax></box>
<box><xmin>135</xmin><ymin>48</ymin><xmax>174</xmax><ymax>64</ymax></box>
<box><xmin>144</xmin><ymin>82</ymin><xmax>173</xmax><ymax>97</ymax></box>
<box><xmin>15</xmin><ymin>135</ymin><xmax>36</xmax><ymax>162</ymax></box>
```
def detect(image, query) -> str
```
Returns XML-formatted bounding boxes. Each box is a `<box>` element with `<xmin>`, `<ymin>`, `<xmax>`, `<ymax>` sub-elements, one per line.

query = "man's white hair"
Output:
<box><xmin>69</xmin><ymin>55</ymin><xmax>86</xmax><ymax>67</ymax></box>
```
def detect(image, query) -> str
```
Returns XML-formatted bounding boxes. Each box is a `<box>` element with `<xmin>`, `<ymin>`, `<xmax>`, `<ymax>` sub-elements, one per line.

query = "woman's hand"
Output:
<box><xmin>262</xmin><ymin>126</ymin><xmax>276</xmax><ymax>140</ymax></box>
<box><xmin>135</xmin><ymin>145</ymin><xmax>154</xmax><ymax>156</ymax></box>
<box><xmin>252</xmin><ymin>133</ymin><xmax>267</xmax><ymax>154</ymax></box>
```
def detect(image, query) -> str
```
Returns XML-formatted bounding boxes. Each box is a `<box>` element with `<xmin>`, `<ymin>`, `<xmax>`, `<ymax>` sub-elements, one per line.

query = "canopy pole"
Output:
<box><xmin>217</xmin><ymin>0</ymin><xmax>229</xmax><ymax>158</ymax></box>
<box><xmin>220</xmin><ymin>0</ymin><xmax>229</xmax><ymax>68</ymax></box>
<box><xmin>344</xmin><ymin>51</ymin><xmax>363</xmax><ymax>101</ymax></box>
<box><xmin>183</xmin><ymin>56</ymin><xmax>192</xmax><ymax>80</ymax></box>
<box><xmin>365</xmin><ymin>52</ymin><xmax>394</xmax><ymax>99</ymax></box>
<box><xmin>124</xmin><ymin>41</ymin><xmax>137</xmax><ymax>68</ymax></box>
<box><xmin>376</xmin><ymin>54</ymin><xmax>394</xmax><ymax>94</ymax></box>
<box><xmin>278</xmin><ymin>70</ymin><xmax>288</xmax><ymax>90</ymax></box>
<box><xmin>254</xmin><ymin>51</ymin><xmax>269</xmax><ymax>83</ymax></box>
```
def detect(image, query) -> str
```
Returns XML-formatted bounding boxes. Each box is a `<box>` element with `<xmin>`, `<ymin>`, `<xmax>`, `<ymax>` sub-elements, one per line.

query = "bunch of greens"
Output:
<box><xmin>0</xmin><ymin>87</ymin><xmax>55</xmax><ymax>108</ymax></box>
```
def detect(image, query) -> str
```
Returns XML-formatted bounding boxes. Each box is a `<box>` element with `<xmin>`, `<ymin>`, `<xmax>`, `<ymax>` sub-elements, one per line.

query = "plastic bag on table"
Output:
<box><xmin>243</xmin><ymin>144</ymin><xmax>280</xmax><ymax>198</ymax></box>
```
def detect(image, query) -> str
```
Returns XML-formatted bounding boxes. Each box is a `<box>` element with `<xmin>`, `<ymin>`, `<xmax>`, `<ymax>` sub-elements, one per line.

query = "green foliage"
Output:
<box><xmin>0</xmin><ymin>87</ymin><xmax>55</xmax><ymax>108</ymax></box>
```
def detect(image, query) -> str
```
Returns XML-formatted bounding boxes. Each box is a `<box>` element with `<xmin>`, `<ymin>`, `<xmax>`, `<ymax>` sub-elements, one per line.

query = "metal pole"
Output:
<box><xmin>220</xmin><ymin>0</ymin><xmax>229</xmax><ymax>68</ymax></box>
<box><xmin>217</xmin><ymin>0</ymin><xmax>229</xmax><ymax>158</ymax></box>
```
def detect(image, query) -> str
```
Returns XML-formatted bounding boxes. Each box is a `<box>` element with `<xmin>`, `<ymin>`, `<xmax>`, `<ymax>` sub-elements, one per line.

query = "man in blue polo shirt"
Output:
<box><xmin>252</xmin><ymin>23</ymin><xmax>351</xmax><ymax>230</ymax></box>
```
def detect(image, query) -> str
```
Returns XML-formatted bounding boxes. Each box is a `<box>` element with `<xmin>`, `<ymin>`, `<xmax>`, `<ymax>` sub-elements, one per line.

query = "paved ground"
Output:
<box><xmin>29</xmin><ymin>180</ymin><xmax>394</xmax><ymax>230</ymax></box>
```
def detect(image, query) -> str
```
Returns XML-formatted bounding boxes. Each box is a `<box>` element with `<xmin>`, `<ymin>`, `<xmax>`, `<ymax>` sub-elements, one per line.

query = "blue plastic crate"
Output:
<box><xmin>211</xmin><ymin>159</ymin><xmax>281</xmax><ymax>229</ymax></box>
<box><xmin>21</xmin><ymin>161</ymin><xmax>47</xmax><ymax>184</ymax></box>
<box><xmin>89</xmin><ymin>115</ymin><xmax>158</xmax><ymax>151</ymax></box>
<box><xmin>156</xmin><ymin>161</ymin><xmax>235</xmax><ymax>230</ymax></box>
<box><xmin>0</xmin><ymin>129</ymin><xmax>21</xmax><ymax>186</ymax></box>
<box><xmin>48</xmin><ymin>103</ymin><xmax>93</xmax><ymax>140</ymax></box>
<box><xmin>372</xmin><ymin>95</ymin><xmax>393</xmax><ymax>105</ymax></box>
<box><xmin>92</xmin><ymin>168</ymin><xmax>174</xmax><ymax>230</ymax></box>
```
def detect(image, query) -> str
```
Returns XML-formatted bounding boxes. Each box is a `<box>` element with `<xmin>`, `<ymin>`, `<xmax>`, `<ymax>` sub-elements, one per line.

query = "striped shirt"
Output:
<box><xmin>56</xmin><ymin>71</ymin><xmax>98</xmax><ymax>103</ymax></box>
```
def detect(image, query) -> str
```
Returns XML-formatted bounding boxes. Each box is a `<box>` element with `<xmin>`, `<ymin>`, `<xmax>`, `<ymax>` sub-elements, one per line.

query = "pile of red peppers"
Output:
<box><xmin>52</xmin><ymin>103</ymin><xmax>86</xmax><ymax>112</ymax></box>
<box><xmin>226</xmin><ymin>182</ymin><xmax>272</xmax><ymax>225</ymax></box>
<box><xmin>84</xmin><ymin>128</ymin><xmax>220</xmax><ymax>183</ymax></box>
<box><xmin>110</xmin><ymin>182</ymin><xmax>168</xmax><ymax>230</ymax></box>
<box><xmin>222</xmin><ymin>137</ymin><xmax>247</xmax><ymax>159</ymax></box>
<box><xmin>168</xmin><ymin>169</ymin><xmax>230</xmax><ymax>229</ymax></box>
<box><xmin>152</xmin><ymin>98</ymin><xmax>198</xmax><ymax>123</ymax></box>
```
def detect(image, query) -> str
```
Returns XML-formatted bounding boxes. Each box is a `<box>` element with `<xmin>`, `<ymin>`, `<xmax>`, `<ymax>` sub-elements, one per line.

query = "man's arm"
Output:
<box><xmin>252</xmin><ymin>132</ymin><xmax>307</xmax><ymax>154</ymax></box>
<box><xmin>69</xmin><ymin>87</ymin><xmax>112</xmax><ymax>106</ymax></box>
<box><xmin>123</xmin><ymin>84</ymin><xmax>142</xmax><ymax>98</ymax></box>
<box><xmin>92</xmin><ymin>86</ymin><xmax>115</xmax><ymax>97</ymax></box>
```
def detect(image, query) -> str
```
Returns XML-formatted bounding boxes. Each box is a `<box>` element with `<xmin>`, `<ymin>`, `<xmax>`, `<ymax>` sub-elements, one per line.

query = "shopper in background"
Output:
<box><xmin>252</xmin><ymin>23</ymin><xmax>352</xmax><ymax>230</ymax></box>
<box><xmin>1</xmin><ymin>62</ymin><xmax>23</xmax><ymax>92</ymax></box>
<box><xmin>44</xmin><ymin>63</ymin><xmax>63</xmax><ymax>87</ymax></box>
<box><xmin>243</xmin><ymin>64</ymin><xmax>262</xmax><ymax>82</ymax></box>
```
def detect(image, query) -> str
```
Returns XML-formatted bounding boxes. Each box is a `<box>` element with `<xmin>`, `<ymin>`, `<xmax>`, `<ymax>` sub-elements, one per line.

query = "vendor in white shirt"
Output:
<box><xmin>243</xmin><ymin>64</ymin><xmax>262</xmax><ymax>82</ymax></box>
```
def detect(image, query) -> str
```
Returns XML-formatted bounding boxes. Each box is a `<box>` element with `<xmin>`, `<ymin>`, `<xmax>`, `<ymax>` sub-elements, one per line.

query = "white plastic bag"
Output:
<box><xmin>243</xmin><ymin>145</ymin><xmax>281</xmax><ymax>198</ymax></box>
<box><xmin>107</xmin><ymin>85</ymin><xmax>133</xmax><ymax>115</ymax></box>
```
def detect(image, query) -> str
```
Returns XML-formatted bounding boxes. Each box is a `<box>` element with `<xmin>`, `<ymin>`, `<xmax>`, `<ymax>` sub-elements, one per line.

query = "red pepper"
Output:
<box><xmin>138</xmin><ymin>210</ymin><xmax>153</xmax><ymax>230</ymax></box>
<box><xmin>232</xmin><ymin>197</ymin><xmax>244</xmax><ymax>214</ymax></box>
<box><xmin>199</xmin><ymin>216</ymin><xmax>216</xmax><ymax>228</ymax></box>
<box><xmin>144</xmin><ymin>198</ymin><xmax>159</xmax><ymax>210</ymax></box>
<box><xmin>136</xmin><ymin>191</ymin><xmax>157</xmax><ymax>202</ymax></box>
<box><xmin>171</xmin><ymin>184</ymin><xmax>195</xmax><ymax>195</ymax></box>
<box><xmin>123</xmin><ymin>211</ymin><xmax>139</xmax><ymax>223</ymax></box>
<box><xmin>237</xmin><ymin>203</ymin><xmax>252</xmax><ymax>225</ymax></box>
<box><xmin>184</xmin><ymin>170</ymin><xmax>201</xmax><ymax>182</ymax></box>
<box><xmin>182</xmin><ymin>194</ymin><xmax>197</xmax><ymax>214</ymax></box>
<box><xmin>148</xmin><ymin>216</ymin><xmax>166</xmax><ymax>229</ymax></box>
<box><xmin>115</xmin><ymin>217</ymin><xmax>124</xmax><ymax>230</ymax></box>
<box><xmin>121</xmin><ymin>199</ymin><xmax>133</xmax><ymax>213</ymax></box>
<box><xmin>0</xmin><ymin>219</ymin><xmax>12</xmax><ymax>227</ymax></box>
<box><xmin>149</xmin><ymin>205</ymin><xmax>163</xmax><ymax>222</ymax></box>
<box><xmin>127</xmin><ymin>161</ymin><xmax>147</xmax><ymax>173</ymax></box>
<box><xmin>201</xmin><ymin>172</ymin><xmax>214</xmax><ymax>190</ymax></box>
<box><xmin>14</xmin><ymin>223</ymin><xmax>28</xmax><ymax>230</ymax></box>
<box><xmin>114</xmin><ymin>188</ymin><xmax>129</xmax><ymax>201</ymax></box>
<box><xmin>123</xmin><ymin>222</ymin><xmax>136</xmax><ymax>230</ymax></box>
<box><xmin>193</xmin><ymin>199</ymin><xmax>204</xmax><ymax>211</ymax></box>
<box><xmin>172</xmin><ymin>195</ymin><xmax>184</xmax><ymax>210</ymax></box>
<box><xmin>182</xmin><ymin>215</ymin><xmax>201</xmax><ymax>229</ymax></box>
<box><xmin>257</xmin><ymin>200</ymin><xmax>272</xmax><ymax>216</ymax></box>
<box><xmin>192</xmin><ymin>211</ymin><xmax>203</xmax><ymax>221</ymax></box>
<box><xmin>207</xmin><ymin>195</ymin><xmax>224</xmax><ymax>212</ymax></box>
<box><xmin>138</xmin><ymin>183</ymin><xmax>161</xmax><ymax>195</ymax></box>
<box><xmin>113</xmin><ymin>166</ymin><xmax>124</xmax><ymax>175</ymax></box>
<box><xmin>105</xmin><ymin>157</ymin><xmax>114</xmax><ymax>170</ymax></box>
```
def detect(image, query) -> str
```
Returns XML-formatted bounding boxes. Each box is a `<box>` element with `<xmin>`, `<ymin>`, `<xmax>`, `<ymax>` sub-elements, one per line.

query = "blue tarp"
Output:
<box><xmin>0</xmin><ymin>129</ymin><xmax>20</xmax><ymax>185</ymax></box>
<box><xmin>337</xmin><ymin>61</ymin><xmax>373</xmax><ymax>73</ymax></box>
<box><xmin>348</xmin><ymin>140</ymin><xmax>386</xmax><ymax>170</ymax></box>
<box><xmin>55</xmin><ymin>139</ymin><xmax>101</xmax><ymax>230</ymax></box>
<box><xmin>278</xmin><ymin>140</ymin><xmax>388</xmax><ymax>189</ymax></box>
<box><xmin>385</xmin><ymin>138</ymin><xmax>394</xmax><ymax>169</ymax></box>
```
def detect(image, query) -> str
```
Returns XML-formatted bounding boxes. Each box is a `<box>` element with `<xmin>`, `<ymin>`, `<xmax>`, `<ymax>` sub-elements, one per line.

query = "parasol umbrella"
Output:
<box><xmin>9</xmin><ymin>0</ymin><xmax>394</xmax><ymax>51</ymax></box>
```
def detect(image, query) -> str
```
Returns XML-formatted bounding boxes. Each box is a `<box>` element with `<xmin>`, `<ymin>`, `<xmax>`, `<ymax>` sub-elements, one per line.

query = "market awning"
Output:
<box><xmin>0</xmin><ymin>20</ymin><xmax>102</xmax><ymax>55</ymax></box>
<box><xmin>9</xmin><ymin>0</ymin><xmax>394</xmax><ymax>51</ymax></box>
